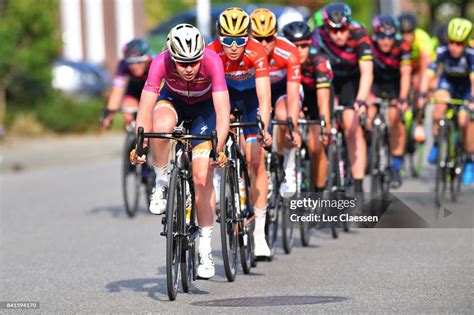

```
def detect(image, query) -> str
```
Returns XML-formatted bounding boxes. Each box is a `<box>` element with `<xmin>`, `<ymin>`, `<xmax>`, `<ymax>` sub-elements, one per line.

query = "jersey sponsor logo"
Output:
<box><xmin>165</xmin><ymin>82</ymin><xmax>212</xmax><ymax>98</ymax></box>
<box><xmin>257</xmin><ymin>60</ymin><xmax>264</xmax><ymax>69</ymax></box>
<box><xmin>274</xmin><ymin>46</ymin><xmax>291</xmax><ymax>59</ymax></box>
<box><xmin>200</xmin><ymin>125</ymin><xmax>208</xmax><ymax>134</ymax></box>
<box><xmin>225</xmin><ymin>69</ymin><xmax>256</xmax><ymax>81</ymax></box>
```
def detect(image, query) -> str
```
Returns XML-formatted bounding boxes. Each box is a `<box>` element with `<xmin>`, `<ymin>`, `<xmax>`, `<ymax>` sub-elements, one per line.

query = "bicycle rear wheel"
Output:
<box><xmin>220</xmin><ymin>164</ymin><xmax>238</xmax><ymax>282</ymax></box>
<box><xmin>435</xmin><ymin>124</ymin><xmax>448</xmax><ymax>207</ymax></box>
<box><xmin>166</xmin><ymin>168</ymin><xmax>181</xmax><ymax>301</ymax></box>
<box><xmin>265</xmin><ymin>154</ymin><xmax>280</xmax><ymax>260</ymax></box>
<box><xmin>122</xmin><ymin>133</ymin><xmax>140</xmax><ymax>217</ymax></box>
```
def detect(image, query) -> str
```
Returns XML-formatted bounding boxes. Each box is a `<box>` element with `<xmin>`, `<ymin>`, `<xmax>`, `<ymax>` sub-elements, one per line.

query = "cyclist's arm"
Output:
<box><xmin>135</xmin><ymin>90</ymin><xmax>157</xmax><ymax>136</ymax></box>
<box><xmin>255</xmin><ymin>76</ymin><xmax>272</xmax><ymax>131</ymax></box>
<box><xmin>287</xmin><ymin>81</ymin><xmax>301</xmax><ymax>130</ymax></box>
<box><xmin>106</xmin><ymin>79</ymin><xmax>128</xmax><ymax>111</ymax></box>
<box><xmin>356</xmin><ymin>60</ymin><xmax>373</xmax><ymax>103</ymax></box>
<box><xmin>399</xmin><ymin>63</ymin><xmax>412</xmax><ymax>100</ymax></box>
<box><xmin>317</xmin><ymin>87</ymin><xmax>331</xmax><ymax>131</ymax></box>
<box><xmin>211</xmin><ymin>91</ymin><xmax>230</xmax><ymax>152</ymax></box>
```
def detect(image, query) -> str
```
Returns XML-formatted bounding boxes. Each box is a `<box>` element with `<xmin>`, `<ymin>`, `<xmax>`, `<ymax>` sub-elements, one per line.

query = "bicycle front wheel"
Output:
<box><xmin>435</xmin><ymin>124</ymin><xmax>448</xmax><ymax>207</ymax></box>
<box><xmin>122</xmin><ymin>133</ymin><xmax>140</xmax><ymax>217</ymax></box>
<box><xmin>166</xmin><ymin>168</ymin><xmax>181</xmax><ymax>301</ymax></box>
<box><xmin>220</xmin><ymin>164</ymin><xmax>238</xmax><ymax>282</ymax></box>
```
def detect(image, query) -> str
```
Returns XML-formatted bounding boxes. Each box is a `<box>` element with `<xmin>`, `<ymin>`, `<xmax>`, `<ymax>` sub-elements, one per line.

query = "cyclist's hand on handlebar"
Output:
<box><xmin>257</xmin><ymin>131</ymin><xmax>272</xmax><ymax>148</ymax></box>
<box><xmin>398</xmin><ymin>99</ymin><xmax>409</xmax><ymax>113</ymax></box>
<box><xmin>417</xmin><ymin>93</ymin><xmax>428</xmax><ymax>109</ymax></box>
<box><xmin>286</xmin><ymin>131</ymin><xmax>301</xmax><ymax>148</ymax></box>
<box><xmin>100</xmin><ymin>108</ymin><xmax>115</xmax><ymax>129</ymax></box>
<box><xmin>130</xmin><ymin>148</ymin><xmax>147</xmax><ymax>165</ymax></box>
<box><xmin>354</xmin><ymin>100</ymin><xmax>367</xmax><ymax>117</ymax></box>
<box><xmin>211</xmin><ymin>151</ymin><xmax>228</xmax><ymax>168</ymax></box>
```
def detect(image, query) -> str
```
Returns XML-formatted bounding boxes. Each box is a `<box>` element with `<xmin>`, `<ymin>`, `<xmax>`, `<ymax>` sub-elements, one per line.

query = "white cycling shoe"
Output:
<box><xmin>149</xmin><ymin>182</ymin><xmax>167</xmax><ymax>215</ymax></box>
<box><xmin>254</xmin><ymin>235</ymin><xmax>271</xmax><ymax>257</ymax></box>
<box><xmin>197</xmin><ymin>251</ymin><xmax>215</xmax><ymax>279</ymax></box>
<box><xmin>279</xmin><ymin>171</ymin><xmax>297</xmax><ymax>199</ymax></box>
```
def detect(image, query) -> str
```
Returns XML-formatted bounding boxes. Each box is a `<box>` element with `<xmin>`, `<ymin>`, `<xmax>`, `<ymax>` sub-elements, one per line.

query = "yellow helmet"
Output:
<box><xmin>217</xmin><ymin>7</ymin><xmax>250</xmax><ymax>37</ymax></box>
<box><xmin>447</xmin><ymin>17</ymin><xmax>472</xmax><ymax>43</ymax></box>
<box><xmin>250</xmin><ymin>8</ymin><xmax>277</xmax><ymax>37</ymax></box>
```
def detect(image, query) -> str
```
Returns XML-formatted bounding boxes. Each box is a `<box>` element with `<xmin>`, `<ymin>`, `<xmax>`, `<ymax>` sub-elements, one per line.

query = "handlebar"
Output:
<box><xmin>135</xmin><ymin>126</ymin><xmax>218</xmax><ymax>161</ymax></box>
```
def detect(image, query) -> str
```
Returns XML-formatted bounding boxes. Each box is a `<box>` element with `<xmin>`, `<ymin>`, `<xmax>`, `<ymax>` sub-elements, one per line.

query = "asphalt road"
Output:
<box><xmin>0</xmin><ymin>133</ymin><xmax>472</xmax><ymax>313</ymax></box>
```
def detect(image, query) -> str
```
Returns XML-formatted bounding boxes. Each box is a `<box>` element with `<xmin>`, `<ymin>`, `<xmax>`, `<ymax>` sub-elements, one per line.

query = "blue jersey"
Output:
<box><xmin>429</xmin><ymin>46</ymin><xmax>474</xmax><ymax>80</ymax></box>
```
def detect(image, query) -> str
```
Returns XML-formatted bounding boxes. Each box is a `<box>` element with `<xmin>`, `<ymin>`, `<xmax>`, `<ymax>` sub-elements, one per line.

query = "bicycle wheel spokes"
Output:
<box><xmin>220</xmin><ymin>164</ymin><xmax>238</xmax><ymax>282</ymax></box>
<box><xmin>166</xmin><ymin>168</ymin><xmax>181</xmax><ymax>301</ymax></box>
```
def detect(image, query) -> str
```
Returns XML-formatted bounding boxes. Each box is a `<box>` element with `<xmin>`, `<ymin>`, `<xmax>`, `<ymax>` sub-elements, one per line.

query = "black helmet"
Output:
<box><xmin>282</xmin><ymin>21</ymin><xmax>312</xmax><ymax>42</ymax></box>
<box><xmin>372</xmin><ymin>15</ymin><xmax>398</xmax><ymax>36</ymax></box>
<box><xmin>434</xmin><ymin>24</ymin><xmax>448</xmax><ymax>46</ymax></box>
<box><xmin>323</xmin><ymin>2</ymin><xmax>352</xmax><ymax>28</ymax></box>
<box><xmin>398</xmin><ymin>13</ymin><xmax>417</xmax><ymax>33</ymax></box>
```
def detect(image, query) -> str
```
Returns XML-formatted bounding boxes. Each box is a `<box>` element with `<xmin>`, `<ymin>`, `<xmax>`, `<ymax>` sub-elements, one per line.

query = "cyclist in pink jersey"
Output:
<box><xmin>131</xmin><ymin>24</ymin><xmax>230</xmax><ymax>279</ymax></box>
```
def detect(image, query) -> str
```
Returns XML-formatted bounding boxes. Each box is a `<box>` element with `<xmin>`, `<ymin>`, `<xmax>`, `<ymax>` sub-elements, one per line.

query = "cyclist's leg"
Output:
<box><xmin>121</xmin><ymin>96</ymin><xmax>138</xmax><ymax>125</ymax></box>
<box><xmin>303</xmin><ymin>92</ymin><xmax>326</xmax><ymax>191</ymax></box>
<box><xmin>337</xmin><ymin>76</ymin><xmax>367</xmax><ymax>192</ymax></box>
<box><xmin>429</xmin><ymin>80</ymin><xmax>450</xmax><ymax>164</ymax></box>
<box><xmin>187</xmin><ymin>99</ymin><xmax>217</xmax><ymax>278</ymax></box>
<box><xmin>149</xmin><ymin>89</ymin><xmax>181</xmax><ymax>214</ymax></box>
<box><xmin>235</xmin><ymin>87</ymin><xmax>271</xmax><ymax>256</ymax></box>
<box><xmin>456</xmin><ymin>87</ymin><xmax>474</xmax><ymax>185</ymax></box>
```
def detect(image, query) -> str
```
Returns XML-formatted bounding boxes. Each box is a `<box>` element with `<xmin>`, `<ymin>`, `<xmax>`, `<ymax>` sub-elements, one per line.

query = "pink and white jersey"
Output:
<box><xmin>143</xmin><ymin>48</ymin><xmax>228</xmax><ymax>104</ymax></box>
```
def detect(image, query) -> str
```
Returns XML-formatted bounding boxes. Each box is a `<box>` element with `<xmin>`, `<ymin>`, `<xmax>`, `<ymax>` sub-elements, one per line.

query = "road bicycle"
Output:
<box><xmin>136</xmin><ymin>123</ymin><xmax>217</xmax><ymax>301</ymax></box>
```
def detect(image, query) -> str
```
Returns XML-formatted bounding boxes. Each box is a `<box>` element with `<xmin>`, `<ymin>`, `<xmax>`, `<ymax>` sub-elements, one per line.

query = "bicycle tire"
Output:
<box><xmin>166</xmin><ymin>168</ymin><xmax>181</xmax><ymax>301</ymax></box>
<box><xmin>435</xmin><ymin>124</ymin><xmax>448</xmax><ymax>207</ymax></box>
<box><xmin>181</xmin><ymin>180</ymin><xmax>194</xmax><ymax>292</ymax></box>
<box><xmin>122</xmin><ymin>133</ymin><xmax>140</xmax><ymax>218</ymax></box>
<box><xmin>325</xmin><ymin>141</ymin><xmax>339</xmax><ymax>239</ymax></box>
<box><xmin>370</xmin><ymin>126</ymin><xmax>381</xmax><ymax>194</ymax></box>
<box><xmin>299</xmin><ymin>149</ymin><xmax>313</xmax><ymax>247</ymax></box>
<box><xmin>239</xmin><ymin>161</ymin><xmax>253</xmax><ymax>274</ymax></box>
<box><xmin>265</xmin><ymin>153</ymin><xmax>280</xmax><ymax>260</ymax></box>
<box><xmin>219</xmin><ymin>164</ymin><xmax>238</xmax><ymax>282</ymax></box>
<box><xmin>281</xmin><ymin>199</ymin><xmax>294</xmax><ymax>254</ymax></box>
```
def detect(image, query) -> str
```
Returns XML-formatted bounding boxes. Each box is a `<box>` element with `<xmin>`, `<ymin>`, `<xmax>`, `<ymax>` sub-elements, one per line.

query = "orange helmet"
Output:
<box><xmin>250</xmin><ymin>8</ymin><xmax>277</xmax><ymax>37</ymax></box>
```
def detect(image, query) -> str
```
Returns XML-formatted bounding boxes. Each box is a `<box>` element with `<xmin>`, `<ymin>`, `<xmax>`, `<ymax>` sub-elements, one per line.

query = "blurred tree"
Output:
<box><xmin>0</xmin><ymin>0</ymin><xmax>60</xmax><ymax>132</ymax></box>
<box><xmin>413</xmin><ymin>0</ymin><xmax>472</xmax><ymax>29</ymax></box>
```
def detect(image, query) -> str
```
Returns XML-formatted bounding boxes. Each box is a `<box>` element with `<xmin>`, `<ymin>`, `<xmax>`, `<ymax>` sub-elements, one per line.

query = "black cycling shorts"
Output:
<box><xmin>371</xmin><ymin>80</ymin><xmax>400</xmax><ymax>100</ymax></box>
<box><xmin>333</xmin><ymin>75</ymin><xmax>359</xmax><ymax>107</ymax></box>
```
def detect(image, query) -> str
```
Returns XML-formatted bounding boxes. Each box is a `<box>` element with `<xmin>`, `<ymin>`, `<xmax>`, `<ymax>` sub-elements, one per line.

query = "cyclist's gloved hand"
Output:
<box><xmin>354</xmin><ymin>100</ymin><xmax>367</xmax><ymax>116</ymax></box>
<box><xmin>257</xmin><ymin>131</ymin><xmax>272</xmax><ymax>148</ymax></box>
<box><xmin>101</xmin><ymin>108</ymin><xmax>116</xmax><ymax>129</ymax></box>
<box><xmin>130</xmin><ymin>148</ymin><xmax>147</xmax><ymax>165</ymax></box>
<box><xmin>286</xmin><ymin>131</ymin><xmax>301</xmax><ymax>148</ymax></box>
<box><xmin>212</xmin><ymin>151</ymin><xmax>228</xmax><ymax>168</ymax></box>
<box><xmin>398</xmin><ymin>98</ymin><xmax>409</xmax><ymax>112</ymax></box>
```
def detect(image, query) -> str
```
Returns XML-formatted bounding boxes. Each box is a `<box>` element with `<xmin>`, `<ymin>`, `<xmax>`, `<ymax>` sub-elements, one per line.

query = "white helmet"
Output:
<box><xmin>166</xmin><ymin>24</ymin><xmax>205</xmax><ymax>62</ymax></box>
<box><xmin>277</xmin><ymin>9</ymin><xmax>304</xmax><ymax>35</ymax></box>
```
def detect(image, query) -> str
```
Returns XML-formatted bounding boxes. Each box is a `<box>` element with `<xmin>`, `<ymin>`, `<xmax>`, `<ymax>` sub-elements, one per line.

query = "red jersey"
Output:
<box><xmin>207</xmin><ymin>38</ymin><xmax>270</xmax><ymax>91</ymax></box>
<box><xmin>268</xmin><ymin>37</ymin><xmax>301</xmax><ymax>90</ymax></box>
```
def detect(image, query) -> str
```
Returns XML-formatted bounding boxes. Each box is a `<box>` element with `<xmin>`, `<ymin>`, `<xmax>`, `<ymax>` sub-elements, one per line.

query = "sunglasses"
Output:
<box><xmin>328</xmin><ymin>25</ymin><xmax>348</xmax><ymax>35</ymax></box>
<box><xmin>448</xmin><ymin>40</ymin><xmax>464</xmax><ymax>47</ymax></box>
<box><xmin>296</xmin><ymin>44</ymin><xmax>310</xmax><ymax>48</ymax></box>
<box><xmin>254</xmin><ymin>36</ymin><xmax>275</xmax><ymax>43</ymax></box>
<box><xmin>175</xmin><ymin>60</ymin><xmax>201</xmax><ymax>68</ymax></box>
<box><xmin>375</xmin><ymin>32</ymin><xmax>396</xmax><ymax>39</ymax></box>
<box><xmin>219</xmin><ymin>36</ymin><xmax>248</xmax><ymax>47</ymax></box>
